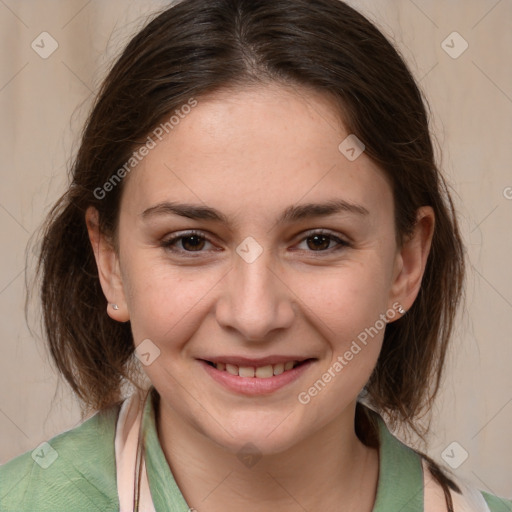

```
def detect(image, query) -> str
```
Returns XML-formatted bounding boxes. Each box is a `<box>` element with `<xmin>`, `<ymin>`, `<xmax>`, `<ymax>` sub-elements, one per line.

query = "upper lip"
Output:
<box><xmin>199</xmin><ymin>356</ymin><xmax>315</xmax><ymax>366</ymax></box>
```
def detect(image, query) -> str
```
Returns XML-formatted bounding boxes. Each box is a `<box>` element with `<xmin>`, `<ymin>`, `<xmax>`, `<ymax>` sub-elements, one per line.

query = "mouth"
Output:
<box><xmin>199</xmin><ymin>357</ymin><xmax>317</xmax><ymax>395</ymax></box>
<box><xmin>200</xmin><ymin>358</ymin><xmax>315</xmax><ymax>378</ymax></box>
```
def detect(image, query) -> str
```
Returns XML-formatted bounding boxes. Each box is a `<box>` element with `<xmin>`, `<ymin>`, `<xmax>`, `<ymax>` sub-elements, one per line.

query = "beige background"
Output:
<box><xmin>0</xmin><ymin>0</ymin><xmax>511</xmax><ymax>500</ymax></box>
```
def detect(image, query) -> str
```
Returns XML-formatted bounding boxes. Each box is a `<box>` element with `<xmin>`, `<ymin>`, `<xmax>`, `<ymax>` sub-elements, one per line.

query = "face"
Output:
<box><xmin>90</xmin><ymin>84</ymin><xmax>429</xmax><ymax>456</ymax></box>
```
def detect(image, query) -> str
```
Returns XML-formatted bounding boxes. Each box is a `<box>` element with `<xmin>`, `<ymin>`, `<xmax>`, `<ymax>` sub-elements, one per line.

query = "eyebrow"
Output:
<box><xmin>141</xmin><ymin>199</ymin><xmax>369</xmax><ymax>224</ymax></box>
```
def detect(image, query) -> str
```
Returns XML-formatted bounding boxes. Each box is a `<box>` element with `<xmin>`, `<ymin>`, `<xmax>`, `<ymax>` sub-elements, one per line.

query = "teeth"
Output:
<box><xmin>225</xmin><ymin>363</ymin><xmax>238</xmax><ymax>375</ymax></box>
<box><xmin>214</xmin><ymin>360</ymin><xmax>301</xmax><ymax>377</ymax></box>
<box><xmin>239</xmin><ymin>366</ymin><xmax>255</xmax><ymax>378</ymax></box>
<box><xmin>273</xmin><ymin>363</ymin><xmax>284</xmax><ymax>375</ymax></box>
<box><xmin>255</xmin><ymin>365</ymin><xmax>273</xmax><ymax>378</ymax></box>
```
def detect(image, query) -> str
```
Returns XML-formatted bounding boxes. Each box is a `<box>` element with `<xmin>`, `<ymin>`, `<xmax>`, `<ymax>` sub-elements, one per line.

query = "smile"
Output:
<box><xmin>199</xmin><ymin>358</ymin><xmax>316</xmax><ymax>395</ymax></box>
<box><xmin>204</xmin><ymin>360</ymin><xmax>302</xmax><ymax>378</ymax></box>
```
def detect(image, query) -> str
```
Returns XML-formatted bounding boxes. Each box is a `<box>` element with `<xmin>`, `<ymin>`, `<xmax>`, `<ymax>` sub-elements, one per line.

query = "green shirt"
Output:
<box><xmin>1</xmin><ymin>393</ymin><xmax>510</xmax><ymax>511</ymax></box>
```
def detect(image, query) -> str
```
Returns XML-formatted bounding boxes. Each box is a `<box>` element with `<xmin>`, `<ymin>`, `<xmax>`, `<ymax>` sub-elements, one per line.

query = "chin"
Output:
<box><xmin>200</xmin><ymin>414</ymin><xmax>307</xmax><ymax>458</ymax></box>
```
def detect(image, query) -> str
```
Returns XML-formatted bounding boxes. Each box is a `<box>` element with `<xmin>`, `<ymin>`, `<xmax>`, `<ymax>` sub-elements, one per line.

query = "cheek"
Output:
<box><xmin>291</xmin><ymin>258</ymin><xmax>391</xmax><ymax>388</ymax></box>
<box><xmin>121</xmin><ymin>253</ymin><xmax>220</xmax><ymax>346</ymax></box>
<box><xmin>295</xmin><ymin>268</ymin><xmax>388</xmax><ymax>411</ymax></box>
<box><xmin>298</xmin><ymin>259</ymin><xmax>392</xmax><ymax>334</ymax></box>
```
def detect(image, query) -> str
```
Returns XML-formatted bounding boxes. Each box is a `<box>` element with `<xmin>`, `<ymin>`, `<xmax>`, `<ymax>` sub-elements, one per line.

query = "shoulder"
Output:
<box><xmin>421</xmin><ymin>446</ymin><xmax>511</xmax><ymax>512</ymax></box>
<box><xmin>0</xmin><ymin>402</ymin><xmax>121</xmax><ymax>512</ymax></box>
<box><xmin>422</xmin><ymin>451</ymin><xmax>512</xmax><ymax>512</ymax></box>
<box><xmin>367</xmin><ymin>406</ymin><xmax>511</xmax><ymax>512</ymax></box>
<box><xmin>481</xmin><ymin>490</ymin><xmax>512</xmax><ymax>512</ymax></box>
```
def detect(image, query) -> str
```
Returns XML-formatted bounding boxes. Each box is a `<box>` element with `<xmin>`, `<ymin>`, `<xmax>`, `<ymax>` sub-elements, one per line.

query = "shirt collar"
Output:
<box><xmin>370</xmin><ymin>407</ymin><xmax>424</xmax><ymax>511</ymax></box>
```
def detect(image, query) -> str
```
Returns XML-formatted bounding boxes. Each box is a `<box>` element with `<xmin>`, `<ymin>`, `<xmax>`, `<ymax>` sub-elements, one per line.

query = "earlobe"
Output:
<box><xmin>85</xmin><ymin>206</ymin><xmax>130</xmax><ymax>322</ymax></box>
<box><xmin>388</xmin><ymin>206</ymin><xmax>435</xmax><ymax>315</ymax></box>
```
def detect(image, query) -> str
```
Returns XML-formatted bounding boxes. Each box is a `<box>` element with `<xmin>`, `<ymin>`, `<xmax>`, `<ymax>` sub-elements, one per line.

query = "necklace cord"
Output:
<box><xmin>133</xmin><ymin>388</ymin><xmax>152</xmax><ymax>512</ymax></box>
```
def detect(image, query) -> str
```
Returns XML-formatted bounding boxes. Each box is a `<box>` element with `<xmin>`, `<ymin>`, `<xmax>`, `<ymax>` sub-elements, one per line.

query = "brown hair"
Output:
<box><xmin>34</xmin><ymin>0</ymin><xmax>464</xmax><ymax>479</ymax></box>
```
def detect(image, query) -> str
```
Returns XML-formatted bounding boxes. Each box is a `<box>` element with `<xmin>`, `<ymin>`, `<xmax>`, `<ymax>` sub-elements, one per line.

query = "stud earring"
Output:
<box><xmin>110</xmin><ymin>303</ymin><xmax>119</xmax><ymax>310</ymax></box>
<box><xmin>398</xmin><ymin>305</ymin><xmax>406</xmax><ymax>315</ymax></box>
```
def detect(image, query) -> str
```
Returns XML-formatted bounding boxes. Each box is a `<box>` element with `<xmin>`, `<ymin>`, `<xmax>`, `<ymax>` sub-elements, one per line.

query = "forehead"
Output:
<box><xmin>120</xmin><ymin>84</ymin><xmax>393</xmax><ymax>227</ymax></box>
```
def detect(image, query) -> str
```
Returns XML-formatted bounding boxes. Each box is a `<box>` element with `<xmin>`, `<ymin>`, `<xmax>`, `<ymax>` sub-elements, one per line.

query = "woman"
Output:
<box><xmin>1</xmin><ymin>0</ymin><xmax>510</xmax><ymax>511</ymax></box>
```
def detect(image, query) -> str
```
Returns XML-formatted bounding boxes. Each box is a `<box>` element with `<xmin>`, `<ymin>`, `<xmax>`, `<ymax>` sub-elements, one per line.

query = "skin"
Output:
<box><xmin>86</xmin><ymin>83</ymin><xmax>434</xmax><ymax>511</ymax></box>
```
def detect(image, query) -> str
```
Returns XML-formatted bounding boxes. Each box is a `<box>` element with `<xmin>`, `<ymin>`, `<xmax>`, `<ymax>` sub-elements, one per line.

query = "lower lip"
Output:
<box><xmin>199</xmin><ymin>359</ymin><xmax>315</xmax><ymax>396</ymax></box>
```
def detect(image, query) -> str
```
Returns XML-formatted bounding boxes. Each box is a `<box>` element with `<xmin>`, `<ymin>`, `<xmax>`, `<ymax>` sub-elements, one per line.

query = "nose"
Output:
<box><xmin>215</xmin><ymin>246</ymin><xmax>295</xmax><ymax>342</ymax></box>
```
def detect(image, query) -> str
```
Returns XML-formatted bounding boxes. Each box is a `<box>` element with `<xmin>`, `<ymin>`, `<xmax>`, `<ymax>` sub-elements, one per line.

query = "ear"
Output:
<box><xmin>387</xmin><ymin>206</ymin><xmax>435</xmax><ymax>318</ymax></box>
<box><xmin>85</xmin><ymin>206</ymin><xmax>130</xmax><ymax>322</ymax></box>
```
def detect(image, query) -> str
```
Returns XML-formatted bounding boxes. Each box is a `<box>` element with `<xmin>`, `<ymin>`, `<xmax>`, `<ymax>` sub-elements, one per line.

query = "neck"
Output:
<box><xmin>155</xmin><ymin>396</ymin><xmax>380</xmax><ymax>512</ymax></box>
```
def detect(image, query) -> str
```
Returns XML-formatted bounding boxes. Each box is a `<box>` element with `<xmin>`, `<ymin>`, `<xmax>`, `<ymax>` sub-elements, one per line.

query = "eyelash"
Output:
<box><xmin>160</xmin><ymin>229</ymin><xmax>350</xmax><ymax>256</ymax></box>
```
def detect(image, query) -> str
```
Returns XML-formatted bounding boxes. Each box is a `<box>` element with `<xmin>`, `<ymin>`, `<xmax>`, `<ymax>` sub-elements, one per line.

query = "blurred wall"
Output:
<box><xmin>0</xmin><ymin>0</ymin><xmax>511</xmax><ymax>499</ymax></box>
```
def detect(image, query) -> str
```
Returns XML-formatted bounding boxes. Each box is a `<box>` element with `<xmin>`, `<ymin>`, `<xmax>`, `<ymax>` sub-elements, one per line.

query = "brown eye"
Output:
<box><xmin>296</xmin><ymin>230</ymin><xmax>350</xmax><ymax>253</ymax></box>
<box><xmin>161</xmin><ymin>231</ymin><xmax>214</xmax><ymax>253</ymax></box>
<box><xmin>306</xmin><ymin>234</ymin><xmax>332</xmax><ymax>251</ymax></box>
<box><xmin>180</xmin><ymin>235</ymin><xmax>206</xmax><ymax>251</ymax></box>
